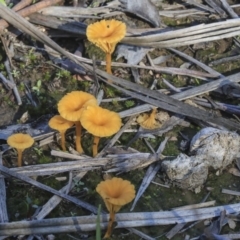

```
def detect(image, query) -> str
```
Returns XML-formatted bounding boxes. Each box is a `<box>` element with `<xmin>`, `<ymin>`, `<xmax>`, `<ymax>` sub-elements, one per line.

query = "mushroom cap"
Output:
<box><xmin>7</xmin><ymin>133</ymin><xmax>34</xmax><ymax>150</ymax></box>
<box><xmin>137</xmin><ymin>108</ymin><xmax>161</xmax><ymax>129</ymax></box>
<box><xmin>48</xmin><ymin>115</ymin><xmax>74</xmax><ymax>132</ymax></box>
<box><xmin>96</xmin><ymin>177</ymin><xmax>135</xmax><ymax>212</ymax></box>
<box><xmin>58</xmin><ymin>91</ymin><xmax>97</xmax><ymax>122</ymax></box>
<box><xmin>80</xmin><ymin>105</ymin><xmax>121</xmax><ymax>137</ymax></box>
<box><xmin>86</xmin><ymin>19</ymin><xmax>126</xmax><ymax>54</ymax></box>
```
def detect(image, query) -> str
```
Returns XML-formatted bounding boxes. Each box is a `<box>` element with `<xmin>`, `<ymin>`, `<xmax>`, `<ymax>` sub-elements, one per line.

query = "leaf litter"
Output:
<box><xmin>0</xmin><ymin>0</ymin><xmax>240</xmax><ymax>239</ymax></box>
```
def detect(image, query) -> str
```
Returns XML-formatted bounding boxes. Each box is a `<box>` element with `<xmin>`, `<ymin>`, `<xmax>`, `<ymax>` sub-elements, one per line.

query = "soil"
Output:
<box><xmin>1</xmin><ymin>1</ymin><xmax>240</xmax><ymax>240</ymax></box>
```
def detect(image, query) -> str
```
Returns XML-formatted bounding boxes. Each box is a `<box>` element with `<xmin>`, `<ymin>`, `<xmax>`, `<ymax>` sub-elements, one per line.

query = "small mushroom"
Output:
<box><xmin>137</xmin><ymin>108</ymin><xmax>161</xmax><ymax>129</ymax></box>
<box><xmin>96</xmin><ymin>177</ymin><xmax>135</xmax><ymax>238</ymax></box>
<box><xmin>48</xmin><ymin>115</ymin><xmax>74</xmax><ymax>151</ymax></box>
<box><xmin>58</xmin><ymin>91</ymin><xmax>97</xmax><ymax>153</ymax></box>
<box><xmin>7</xmin><ymin>133</ymin><xmax>34</xmax><ymax>167</ymax></box>
<box><xmin>86</xmin><ymin>19</ymin><xmax>126</xmax><ymax>76</ymax></box>
<box><xmin>80</xmin><ymin>105</ymin><xmax>121</xmax><ymax>157</ymax></box>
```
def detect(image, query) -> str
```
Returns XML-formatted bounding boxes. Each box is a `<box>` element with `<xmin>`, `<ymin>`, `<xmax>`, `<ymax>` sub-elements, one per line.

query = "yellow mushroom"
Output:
<box><xmin>86</xmin><ymin>19</ymin><xmax>126</xmax><ymax>76</ymax></box>
<box><xmin>58</xmin><ymin>91</ymin><xmax>97</xmax><ymax>153</ymax></box>
<box><xmin>96</xmin><ymin>177</ymin><xmax>135</xmax><ymax>238</ymax></box>
<box><xmin>7</xmin><ymin>133</ymin><xmax>34</xmax><ymax>167</ymax></box>
<box><xmin>48</xmin><ymin>115</ymin><xmax>74</xmax><ymax>151</ymax></box>
<box><xmin>137</xmin><ymin>108</ymin><xmax>161</xmax><ymax>129</ymax></box>
<box><xmin>80</xmin><ymin>105</ymin><xmax>121</xmax><ymax>157</ymax></box>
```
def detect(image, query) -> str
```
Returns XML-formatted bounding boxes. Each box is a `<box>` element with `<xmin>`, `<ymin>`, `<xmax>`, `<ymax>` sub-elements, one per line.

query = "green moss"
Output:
<box><xmin>38</xmin><ymin>155</ymin><xmax>52</xmax><ymax>164</ymax></box>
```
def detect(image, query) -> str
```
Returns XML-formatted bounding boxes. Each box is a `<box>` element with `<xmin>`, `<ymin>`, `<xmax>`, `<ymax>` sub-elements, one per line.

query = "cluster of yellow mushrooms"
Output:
<box><xmin>5</xmin><ymin>19</ymin><xmax>166</xmax><ymax>238</ymax></box>
<box><xmin>49</xmin><ymin>90</ymin><xmax>122</xmax><ymax>157</ymax></box>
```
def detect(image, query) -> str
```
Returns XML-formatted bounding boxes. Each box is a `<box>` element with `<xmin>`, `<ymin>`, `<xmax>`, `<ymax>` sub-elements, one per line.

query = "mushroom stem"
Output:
<box><xmin>106</xmin><ymin>53</ymin><xmax>112</xmax><ymax>75</ymax></box>
<box><xmin>60</xmin><ymin>131</ymin><xmax>67</xmax><ymax>151</ymax></box>
<box><xmin>17</xmin><ymin>149</ymin><xmax>23</xmax><ymax>167</ymax></box>
<box><xmin>74</xmin><ymin>121</ymin><xmax>83</xmax><ymax>153</ymax></box>
<box><xmin>93</xmin><ymin>136</ymin><xmax>100</xmax><ymax>157</ymax></box>
<box><xmin>104</xmin><ymin>208</ymin><xmax>115</xmax><ymax>239</ymax></box>
<box><xmin>150</xmin><ymin>108</ymin><xmax>157</xmax><ymax>119</ymax></box>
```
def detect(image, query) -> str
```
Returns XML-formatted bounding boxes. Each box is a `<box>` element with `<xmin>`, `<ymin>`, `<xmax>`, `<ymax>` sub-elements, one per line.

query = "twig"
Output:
<box><xmin>0</xmin><ymin>72</ymin><xmax>15</xmax><ymax>89</ymax></box>
<box><xmin>0</xmin><ymin>154</ymin><xmax>8</xmax><ymax>223</ymax></box>
<box><xmin>222</xmin><ymin>189</ymin><xmax>240</xmax><ymax>196</ymax></box>
<box><xmin>4</xmin><ymin>60</ymin><xmax>22</xmax><ymax>105</ymax></box>
<box><xmin>219</xmin><ymin>0</ymin><xmax>239</xmax><ymax>18</ymax></box>
<box><xmin>10</xmin><ymin>158</ymin><xmax>108</xmax><ymax>176</ymax></box>
<box><xmin>171</xmin><ymin>72</ymin><xmax>240</xmax><ymax>100</ymax></box>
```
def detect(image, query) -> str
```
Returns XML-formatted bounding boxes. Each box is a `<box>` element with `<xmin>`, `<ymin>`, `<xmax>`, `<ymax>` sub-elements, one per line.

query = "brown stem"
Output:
<box><xmin>17</xmin><ymin>149</ymin><xmax>23</xmax><ymax>167</ymax></box>
<box><xmin>60</xmin><ymin>131</ymin><xmax>66</xmax><ymax>151</ymax></box>
<box><xmin>93</xmin><ymin>136</ymin><xmax>100</xmax><ymax>157</ymax></box>
<box><xmin>75</xmin><ymin>121</ymin><xmax>83</xmax><ymax>153</ymax></box>
<box><xmin>104</xmin><ymin>208</ymin><xmax>115</xmax><ymax>239</ymax></box>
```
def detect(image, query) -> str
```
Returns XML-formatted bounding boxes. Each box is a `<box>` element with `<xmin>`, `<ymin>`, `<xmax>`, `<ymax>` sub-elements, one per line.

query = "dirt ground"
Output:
<box><xmin>1</xmin><ymin>0</ymin><xmax>240</xmax><ymax>240</ymax></box>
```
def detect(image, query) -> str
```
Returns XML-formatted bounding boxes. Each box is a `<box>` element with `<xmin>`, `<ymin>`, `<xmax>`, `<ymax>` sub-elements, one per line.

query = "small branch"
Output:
<box><xmin>4</xmin><ymin>60</ymin><xmax>22</xmax><ymax>105</ymax></box>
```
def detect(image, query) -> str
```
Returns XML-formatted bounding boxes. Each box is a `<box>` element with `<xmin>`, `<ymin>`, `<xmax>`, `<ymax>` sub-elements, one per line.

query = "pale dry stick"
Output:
<box><xmin>0</xmin><ymin>154</ymin><xmax>8</xmax><ymax>223</ymax></box>
<box><xmin>124</xmin><ymin>27</ymin><xmax>240</xmax><ymax>48</ymax></box>
<box><xmin>2</xmin><ymin>203</ymin><xmax>240</xmax><ymax>236</ymax></box>
<box><xmin>151</xmin><ymin>181</ymin><xmax>170</xmax><ymax>188</ymax></box>
<box><xmin>193</xmin><ymin>98</ymin><xmax>240</xmax><ymax>115</ymax></box>
<box><xmin>4</xmin><ymin>60</ymin><xmax>22</xmax><ymax>105</ymax></box>
<box><xmin>167</xmin><ymin>48</ymin><xmax>220</xmax><ymax>76</ymax></box>
<box><xmin>171</xmin><ymin>73</ymin><xmax>240</xmax><ymax>101</ymax></box>
<box><xmin>0</xmin><ymin>72</ymin><xmax>15</xmax><ymax>89</ymax></box>
<box><xmin>51</xmin><ymin>150</ymin><xmax>91</xmax><ymax>160</ymax></box>
<box><xmin>158</xmin><ymin>9</ymin><xmax>209</xmax><ymax>18</ymax></box>
<box><xmin>172</xmin><ymin>201</ymin><xmax>216</xmax><ymax>210</ymax></box>
<box><xmin>39</xmin><ymin>5</ymin><xmax>114</xmax><ymax>16</ymax></box>
<box><xmin>210</xmin><ymin>55</ymin><xmax>240</xmax><ymax>66</ymax></box>
<box><xmin>205</xmin><ymin>0</ymin><xmax>226</xmax><ymax>16</ymax></box>
<box><xmin>0</xmin><ymin>153</ymin><xmax>8</xmax><ymax>240</ymax></box>
<box><xmin>166</xmin><ymin>200</ymin><xmax>216</xmax><ymax>239</ymax></box>
<box><xmin>183</xmin><ymin>0</ymin><xmax>216</xmax><ymax>13</ymax></box>
<box><xmin>124</xmin><ymin>19</ymin><xmax>240</xmax><ymax>43</ymax></box>
<box><xmin>222</xmin><ymin>189</ymin><xmax>240</xmax><ymax>196</ymax></box>
<box><xmin>219</xmin><ymin>0</ymin><xmax>239</xmax><ymax>18</ymax></box>
<box><xmin>74</xmin><ymin>55</ymin><xmax>216</xmax><ymax>80</ymax></box>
